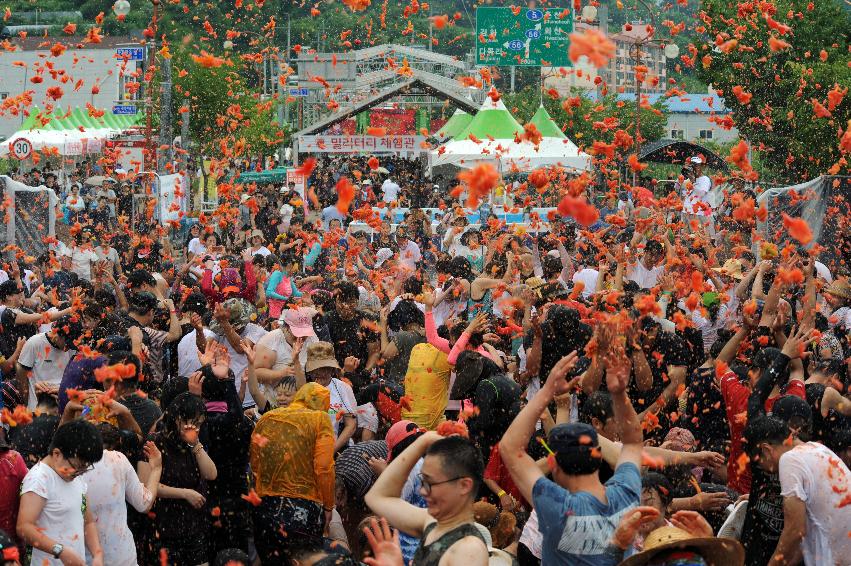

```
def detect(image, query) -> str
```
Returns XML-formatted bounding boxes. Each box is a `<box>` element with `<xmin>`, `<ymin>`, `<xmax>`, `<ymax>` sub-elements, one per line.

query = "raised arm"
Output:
<box><xmin>365</xmin><ymin>431</ymin><xmax>441</xmax><ymax>538</ymax></box>
<box><xmin>735</xmin><ymin>262</ymin><xmax>761</xmax><ymax>301</ymax></box>
<box><xmin>748</xmin><ymin>325</ymin><xmax>812</xmax><ymax>419</ymax></box>
<box><xmin>604</xmin><ymin>351</ymin><xmax>643</xmax><ymax>469</ymax></box>
<box><xmin>423</xmin><ymin>293</ymin><xmax>450</xmax><ymax>353</ymax></box>
<box><xmin>499</xmin><ymin>353</ymin><xmax>579</xmax><ymax>505</ymax></box>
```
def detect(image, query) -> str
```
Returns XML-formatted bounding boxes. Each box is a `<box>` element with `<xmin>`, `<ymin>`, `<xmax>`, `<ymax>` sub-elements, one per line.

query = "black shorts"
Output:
<box><xmin>252</xmin><ymin>496</ymin><xmax>324</xmax><ymax>564</ymax></box>
<box><xmin>159</xmin><ymin>532</ymin><xmax>209</xmax><ymax>566</ymax></box>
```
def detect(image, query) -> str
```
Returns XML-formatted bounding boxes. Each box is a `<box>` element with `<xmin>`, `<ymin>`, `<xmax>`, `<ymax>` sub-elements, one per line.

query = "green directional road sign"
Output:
<box><xmin>475</xmin><ymin>7</ymin><xmax>574</xmax><ymax>67</ymax></box>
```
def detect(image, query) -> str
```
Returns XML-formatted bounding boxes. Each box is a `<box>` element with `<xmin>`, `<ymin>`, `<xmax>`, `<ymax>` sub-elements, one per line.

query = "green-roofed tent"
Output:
<box><xmin>433</xmin><ymin>109</ymin><xmax>473</xmax><ymax>141</ymax></box>
<box><xmin>430</xmin><ymin>91</ymin><xmax>591</xmax><ymax>173</ymax></box>
<box><xmin>529</xmin><ymin>105</ymin><xmax>566</xmax><ymax>139</ymax></box>
<box><xmin>1</xmin><ymin>106</ymin><xmax>143</xmax><ymax>157</ymax></box>
<box><xmin>453</xmin><ymin>97</ymin><xmax>523</xmax><ymax>141</ymax></box>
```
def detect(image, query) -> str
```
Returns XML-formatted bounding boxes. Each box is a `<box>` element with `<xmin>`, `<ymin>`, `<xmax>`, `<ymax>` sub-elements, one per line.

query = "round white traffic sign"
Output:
<box><xmin>10</xmin><ymin>138</ymin><xmax>32</xmax><ymax>160</ymax></box>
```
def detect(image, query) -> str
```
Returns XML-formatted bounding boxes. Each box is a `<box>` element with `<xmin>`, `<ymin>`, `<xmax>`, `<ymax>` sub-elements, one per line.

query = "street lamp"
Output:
<box><xmin>114</xmin><ymin>0</ymin><xmax>161</xmax><ymax>171</ymax></box>
<box><xmin>113</xmin><ymin>0</ymin><xmax>131</xmax><ymax>18</ymax></box>
<box><xmin>581</xmin><ymin>4</ymin><xmax>597</xmax><ymax>23</ymax></box>
<box><xmin>663</xmin><ymin>43</ymin><xmax>680</xmax><ymax>60</ymax></box>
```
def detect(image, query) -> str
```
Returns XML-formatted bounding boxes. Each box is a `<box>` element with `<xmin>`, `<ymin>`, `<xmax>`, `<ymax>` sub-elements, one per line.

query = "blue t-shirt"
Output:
<box><xmin>532</xmin><ymin>462</ymin><xmax>640</xmax><ymax>565</ymax></box>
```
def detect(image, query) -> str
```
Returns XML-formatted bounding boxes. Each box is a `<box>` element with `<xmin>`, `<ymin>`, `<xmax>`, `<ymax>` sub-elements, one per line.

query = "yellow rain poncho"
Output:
<box><xmin>401</xmin><ymin>342</ymin><xmax>452</xmax><ymax>430</ymax></box>
<box><xmin>250</xmin><ymin>382</ymin><xmax>335</xmax><ymax>509</ymax></box>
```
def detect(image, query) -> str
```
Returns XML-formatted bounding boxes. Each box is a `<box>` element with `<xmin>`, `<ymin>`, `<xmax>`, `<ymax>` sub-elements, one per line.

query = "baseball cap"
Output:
<box><xmin>386</xmin><ymin>420</ymin><xmax>422</xmax><ymax>461</ymax></box>
<box><xmin>0</xmin><ymin>280</ymin><xmax>23</xmax><ymax>299</ymax></box>
<box><xmin>281</xmin><ymin>307</ymin><xmax>317</xmax><ymax>338</ymax></box>
<box><xmin>375</xmin><ymin>247</ymin><xmax>394</xmax><ymax>268</ymax></box>
<box><xmin>548</xmin><ymin>422</ymin><xmax>599</xmax><ymax>452</ymax></box>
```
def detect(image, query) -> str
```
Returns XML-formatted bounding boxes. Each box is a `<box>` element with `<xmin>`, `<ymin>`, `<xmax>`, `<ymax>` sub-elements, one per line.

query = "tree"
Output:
<box><xmin>696</xmin><ymin>0</ymin><xmax>851</xmax><ymax>182</ymax></box>
<box><xmin>167</xmin><ymin>47</ymin><xmax>284</xmax><ymax>166</ymax></box>
<box><xmin>503</xmin><ymin>86</ymin><xmax>668</xmax><ymax>149</ymax></box>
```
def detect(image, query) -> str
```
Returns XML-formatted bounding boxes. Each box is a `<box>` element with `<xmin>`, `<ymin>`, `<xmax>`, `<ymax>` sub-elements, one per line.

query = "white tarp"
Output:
<box><xmin>0</xmin><ymin>128</ymin><xmax>120</xmax><ymax>157</ymax></box>
<box><xmin>430</xmin><ymin>136</ymin><xmax>591</xmax><ymax>173</ymax></box>
<box><xmin>0</xmin><ymin>176</ymin><xmax>58</xmax><ymax>255</ymax></box>
<box><xmin>756</xmin><ymin>175</ymin><xmax>851</xmax><ymax>268</ymax></box>
<box><xmin>158</xmin><ymin>173</ymin><xmax>187</xmax><ymax>224</ymax></box>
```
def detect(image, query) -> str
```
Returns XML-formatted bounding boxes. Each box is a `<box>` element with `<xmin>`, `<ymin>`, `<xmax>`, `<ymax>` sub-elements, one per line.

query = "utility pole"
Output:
<box><xmin>158</xmin><ymin>56</ymin><xmax>173</xmax><ymax>173</ymax></box>
<box><xmin>179</xmin><ymin>104</ymin><xmax>191</xmax><ymax>208</ymax></box>
<box><xmin>283</xmin><ymin>14</ymin><xmax>291</xmax><ymax>134</ymax></box>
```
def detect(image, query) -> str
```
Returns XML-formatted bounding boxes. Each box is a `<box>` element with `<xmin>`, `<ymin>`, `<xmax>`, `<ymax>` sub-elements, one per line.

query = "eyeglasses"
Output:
<box><xmin>417</xmin><ymin>473</ymin><xmax>464</xmax><ymax>495</ymax></box>
<box><xmin>67</xmin><ymin>458</ymin><xmax>94</xmax><ymax>478</ymax></box>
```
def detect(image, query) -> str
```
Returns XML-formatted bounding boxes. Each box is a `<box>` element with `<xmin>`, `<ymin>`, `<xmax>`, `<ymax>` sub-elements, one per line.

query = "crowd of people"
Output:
<box><xmin>0</xmin><ymin>152</ymin><xmax>850</xmax><ymax>566</ymax></box>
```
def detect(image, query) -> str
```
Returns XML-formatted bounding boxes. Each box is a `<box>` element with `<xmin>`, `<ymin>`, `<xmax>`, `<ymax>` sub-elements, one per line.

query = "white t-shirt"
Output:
<box><xmin>187</xmin><ymin>238</ymin><xmax>206</xmax><ymax>257</ymax></box>
<box><xmin>279</xmin><ymin>203</ymin><xmax>295</xmax><ymax>227</ymax></box>
<box><xmin>21</xmin><ymin>461</ymin><xmax>88</xmax><ymax>566</ymax></box>
<box><xmin>18</xmin><ymin>333</ymin><xmax>74</xmax><ymax>410</ymax></box>
<box><xmin>86</xmin><ymin>451</ymin><xmax>153</xmax><ymax>566</ymax></box>
<box><xmin>70</xmin><ymin>246</ymin><xmax>100</xmax><ymax>281</ymax></box>
<box><xmin>779</xmin><ymin>442</ymin><xmax>851</xmax><ymax>566</ymax></box>
<box><xmin>327</xmin><ymin>377</ymin><xmax>357</xmax><ymax>438</ymax></box>
<box><xmin>381</xmin><ymin>179</ymin><xmax>401</xmax><ymax>203</ymax></box>
<box><xmin>248</xmin><ymin>246</ymin><xmax>271</xmax><ymax>257</ymax></box>
<box><xmin>398</xmin><ymin>241</ymin><xmax>422</xmax><ymax>271</ymax></box>
<box><xmin>814</xmin><ymin>261</ymin><xmax>832</xmax><ymax>283</ymax></box>
<box><xmin>65</xmin><ymin>194</ymin><xmax>86</xmax><ymax>212</ymax></box>
<box><xmin>94</xmin><ymin>245</ymin><xmax>121</xmax><ymax>266</ymax></box>
<box><xmin>255</xmin><ymin>329</ymin><xmax>315</xmax><ymax>372</ymax></box>
<box><xmin>626</xmin><ymin>260</ymin><xmax>665</xmax><ymax>289</ymax></box>
<box><xmin>177</xmin><ymin>328</ymin><xmax>216</xmax><ymax>378</ymax></box>
<box><xmin>255</xmin><ymin>329</ymin><xmax>316</xmax><ymax>398</ymax></box>
<box><xmin>682</xmin><ymin>175</ymin><xmax>713</xmax><ymax>217</ymax></box>
<box><xmin>213</xmin><ymin>323</ymin><xmax>268</xmax><ymax>408</ymax></box>
<box><xmin>572</xmin><ymin>268</ymin><xmax>599</xmax><ymax>298</ymax></box>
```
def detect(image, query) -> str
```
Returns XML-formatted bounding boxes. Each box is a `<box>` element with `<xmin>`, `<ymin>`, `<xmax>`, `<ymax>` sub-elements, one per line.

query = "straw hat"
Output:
<box><xmin>825</xmin><ymin>279</ymin><xmax>851</xmax><ymax>300</ymax></box>
<box><xmin>711</xmin><ymin>258</ymin><xmax>744</xmax><ymax>280</ymax></box>
<box><xmin>305</xmin><ymin>341</ymin><xmax>341</xmax><ymax>373</ymax></box>
<box><xmin>620</xmin><ymin>526</ymin><xmax>744</xmax><ymax>566</ymax></box>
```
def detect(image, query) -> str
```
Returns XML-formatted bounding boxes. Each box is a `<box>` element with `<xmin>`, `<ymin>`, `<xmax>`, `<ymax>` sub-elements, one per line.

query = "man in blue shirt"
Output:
<box><xmin>499</xmin><ymin>350</ymin><xmax>643</xmax><ymax>565</ymax></box>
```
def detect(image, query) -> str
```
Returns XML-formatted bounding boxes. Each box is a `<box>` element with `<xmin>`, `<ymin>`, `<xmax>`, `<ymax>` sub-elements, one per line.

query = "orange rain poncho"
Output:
<box><xmin>250</xmin><ymin>382</ymin><xmax>335</xmax><ymax>509</ymax></box>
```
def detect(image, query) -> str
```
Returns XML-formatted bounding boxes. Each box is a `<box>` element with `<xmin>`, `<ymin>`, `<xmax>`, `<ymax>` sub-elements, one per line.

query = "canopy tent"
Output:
<box><xmin>432</xmin><ymin>109</ymin><xmax>472</xmax><ymax>141</ymax></box>
<box><xmin>453</xmin><ymin>97</ymin><xmax>524</xmax><ymax>141</ymax></box>
<box><xmin>1</xmin><ymin>106</ymin><xmax>143</xmax><ymax>157</ymax></box>
<box><xmin>430</xmin><ymin>97</ymin><xmax>591</xmax><ymax>173</ymax></box>
<box><xmin>529</xmin><ymin>105</ymin><xmax>567</xmax><ymax>139</ymax></box>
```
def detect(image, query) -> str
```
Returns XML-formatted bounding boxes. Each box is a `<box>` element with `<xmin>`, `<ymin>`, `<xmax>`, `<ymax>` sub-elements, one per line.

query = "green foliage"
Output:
<box><xmin>696</xmin><ymin>0</ymin><xmax>851</xmax><ymax>182</ymax></box>
<box><xmin>502</xmin><ymin>86</ymin><xmax>668</xmax><ymax>150</ymax></box>
<box><xmin>166</xmin><ymin>47</ymin><xmax>284</xmax><ymax>159</ymax></box>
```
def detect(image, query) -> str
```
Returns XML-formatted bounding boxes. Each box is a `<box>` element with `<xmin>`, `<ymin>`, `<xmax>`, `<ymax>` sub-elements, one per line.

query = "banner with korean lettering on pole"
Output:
<box><xmin>299</xmin><ymin>135</ymin><xmax>427</xmax><ymax>154</ymax></box>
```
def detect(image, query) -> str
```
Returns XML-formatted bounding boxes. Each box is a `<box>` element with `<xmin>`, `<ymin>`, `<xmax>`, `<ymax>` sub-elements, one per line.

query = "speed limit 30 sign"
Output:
<box><xmin>10</xmin><ymin>138</ymin><xmax>33</xmax><ymax>160</ymax></box>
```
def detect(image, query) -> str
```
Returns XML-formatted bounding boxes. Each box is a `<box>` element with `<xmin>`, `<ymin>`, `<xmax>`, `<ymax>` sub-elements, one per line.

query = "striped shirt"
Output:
<box><xmin>335</xmin><ymin>440</ymin><xmax>388</xmax><ymax>499</ymax></box>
